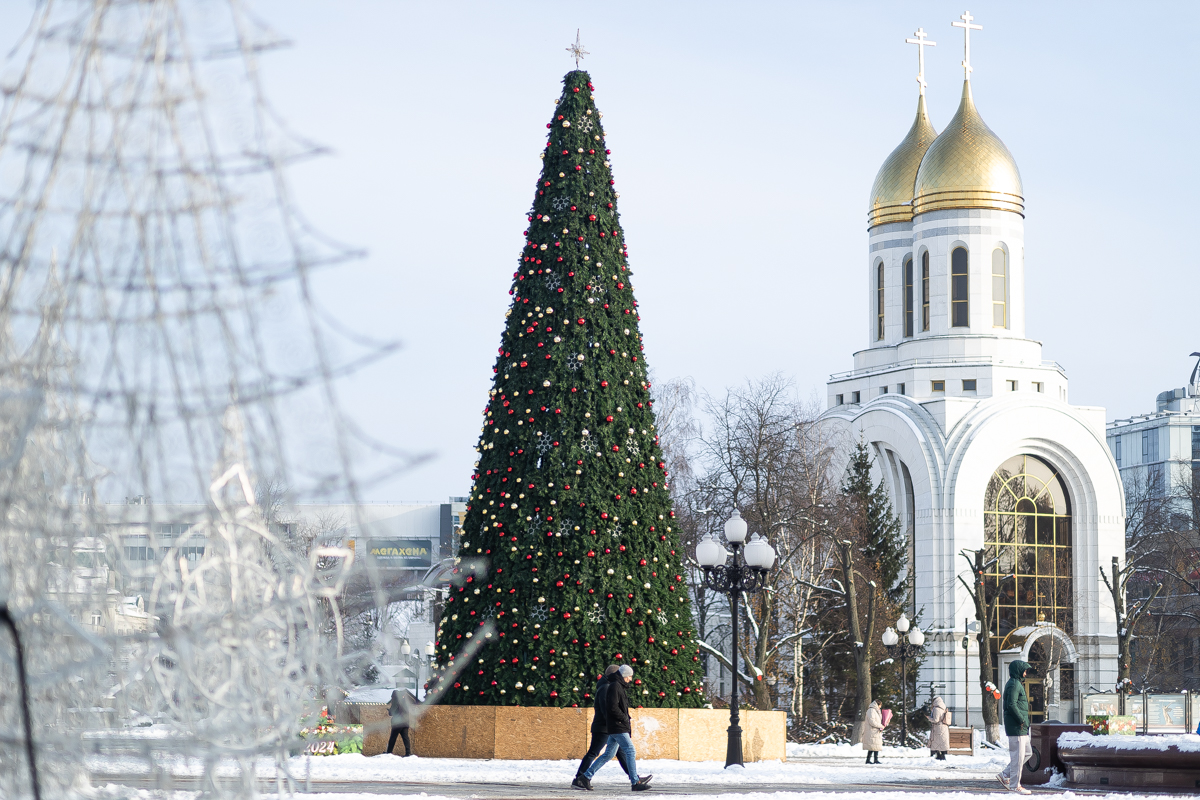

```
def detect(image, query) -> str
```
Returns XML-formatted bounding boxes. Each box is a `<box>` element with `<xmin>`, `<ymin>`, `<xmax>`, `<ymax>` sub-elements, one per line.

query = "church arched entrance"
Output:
<box><xmin>982</xmin><ymin>454</ymin><xmax>1074</xmax><ymax>666</ymax></box>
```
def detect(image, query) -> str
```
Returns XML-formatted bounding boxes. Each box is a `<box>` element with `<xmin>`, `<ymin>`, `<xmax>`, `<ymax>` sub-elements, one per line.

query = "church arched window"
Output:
<box><xmin>951</xmin><ymin>247</ymin><xmax>969</xmax><ymax>327</ymax></box>
<box><xmin>983</xmin><ymin>454</ymin><xmax>1073</xmax><ymax>665</ymax></box>
<box><xmin>992</xmin><ymin>247</ymin><xmax>1007</xmax><ymax>328</ymax></box>
<box><xmin>876</xmin><ymin>261</ymin><xmax>885</xmax><ymax>341</ymax></box>
<box><xmin>921</xmin><ymin>251</ymin><xmax>930</xmax><ymax>331</ymax></box>
<box><xmin>903</xmin><ymin>257</ymin><xmax>914</xmax><ymax>337</ymax></box>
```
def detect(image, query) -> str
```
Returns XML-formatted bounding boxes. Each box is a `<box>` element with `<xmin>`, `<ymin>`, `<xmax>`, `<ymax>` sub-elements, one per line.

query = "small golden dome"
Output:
<box><xmin>913</xmin><ymin>81</ymin><xmax>1023</xmax><ymax>216</ymax></box>
<box><xmin>868</xmin><ymin>94</ymin><xmax>938</xmax><ymax>228</ymax></box>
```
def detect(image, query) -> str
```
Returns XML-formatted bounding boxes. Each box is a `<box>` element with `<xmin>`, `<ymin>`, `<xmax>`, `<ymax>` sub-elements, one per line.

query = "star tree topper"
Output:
<box><xmin>567</xmin><ymin>29</ymin><xmax>589</xmax><ymax>68</ymax></box>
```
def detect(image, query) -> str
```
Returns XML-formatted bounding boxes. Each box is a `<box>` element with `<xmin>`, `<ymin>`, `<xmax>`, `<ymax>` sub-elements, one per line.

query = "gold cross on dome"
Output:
<box><xmin>567</xmin><ymin>29</ymin><xmax>589</xmax><ymax>69</ymax></box>
<box><xmin>951</xmin><ymin>11</ymin><xmax>982</xmax><ymax>79</ymax></box>
<box><xmin>905</xmin><ymin>28</ymin><xmax>936</xmax><ymax>95</ymax></box>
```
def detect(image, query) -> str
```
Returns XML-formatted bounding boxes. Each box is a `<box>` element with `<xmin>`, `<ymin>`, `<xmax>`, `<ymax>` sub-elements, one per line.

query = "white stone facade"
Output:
<box><xmin>821</xmin><ymin>88</ymin><xmax>1124</xmax><ymax>727</ymax></box>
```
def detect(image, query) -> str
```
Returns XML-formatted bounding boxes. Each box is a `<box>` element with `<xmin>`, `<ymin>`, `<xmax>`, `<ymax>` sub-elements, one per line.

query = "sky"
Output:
<box><xmin>8</xmin><ymin>2</ymin><xmax>1197</xmax><ymax>502</ymax></box>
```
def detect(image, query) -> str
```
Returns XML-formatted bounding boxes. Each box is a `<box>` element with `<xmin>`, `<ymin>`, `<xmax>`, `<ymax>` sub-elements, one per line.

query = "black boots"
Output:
<box><xmin>865</xmin><ymin>751</ymin><xmax>879</xmax><ymax>764</ymax></box>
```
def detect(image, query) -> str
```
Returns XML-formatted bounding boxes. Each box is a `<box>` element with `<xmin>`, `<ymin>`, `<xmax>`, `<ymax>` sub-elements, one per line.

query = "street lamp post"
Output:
<box><xmin>695</xmin><ymin>510</ymin><xmax>776</xmax><ymax>768</ymax></box>
<box><xmin>881</xmin><ymin>613</ymin><xmax>925</xmax><ymax>747</ymax></box>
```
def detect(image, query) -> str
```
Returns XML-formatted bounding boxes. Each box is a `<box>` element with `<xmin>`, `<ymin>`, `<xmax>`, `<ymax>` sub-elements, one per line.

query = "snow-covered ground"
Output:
<box><xmin>86</xmin><ymin>739</ymin><xmax>1189</xmax><ymax>798</ymax></box>
<box><xmin>88</xmin><ymin>741</ymin><xmax>1007</xmax><ymax>784</ymax></box>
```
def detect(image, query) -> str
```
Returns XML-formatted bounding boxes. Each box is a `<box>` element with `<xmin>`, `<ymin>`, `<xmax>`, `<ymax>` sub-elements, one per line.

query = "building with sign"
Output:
<box><xmin>820</xmin><ymin>18</ymin><xmax>1124</xmax><ymax>729</ymax></box>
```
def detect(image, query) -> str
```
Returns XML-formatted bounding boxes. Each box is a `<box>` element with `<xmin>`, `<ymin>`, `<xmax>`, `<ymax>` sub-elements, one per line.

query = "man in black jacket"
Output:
<box><xmin>385</xmin><ymin>688</ymin><xmax>415</xmax><ymax>757</ymax></box>
<box><xmin>573</xmin><ymin>666</ymin><xmax>629</xmax><ymax>789</ymax></box>
<box><xmin>578</xmin><ymin>665</ymin><xmax>652</xmax><ymax>791</ymax></box>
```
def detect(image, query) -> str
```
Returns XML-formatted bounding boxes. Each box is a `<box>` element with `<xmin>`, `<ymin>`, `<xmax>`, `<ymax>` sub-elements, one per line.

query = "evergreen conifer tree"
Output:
<box><xmin>435</xmin><ymin>70</ymin><xmax>705</xmax><ymax>708</ymax></box>
<box><xmin>843</xmin><ymin>440</ymin><xmax>906</xmax><ymax>604</ymax></box>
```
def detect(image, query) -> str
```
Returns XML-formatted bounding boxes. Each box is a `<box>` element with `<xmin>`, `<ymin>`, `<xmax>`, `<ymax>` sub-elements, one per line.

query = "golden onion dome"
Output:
<box><xmin>913</xmin><ymin>81</ymin><xmax>1023</xmax><ymax>216</ymax></box>
<box><xmin>867</xmin><ymin>94</ymin><xmax>938</xmax><ymax>228</ymax></box>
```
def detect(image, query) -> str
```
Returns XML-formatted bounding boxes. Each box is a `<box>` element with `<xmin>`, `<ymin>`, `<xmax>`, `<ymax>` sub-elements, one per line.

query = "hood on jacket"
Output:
<box><xmin>1009</xmin><ymin>659</ymin><xmax>1033</xmax><ymax>680</ymax></box>
<box><xmin>869</xmin><ymin>699</ymin><xmax>881</xmax><ymax>708</ymax></box>
<box><xmin>931</xmin><ymin>696</ymin><xmax>946</xmax><ymax>709</ymax></box>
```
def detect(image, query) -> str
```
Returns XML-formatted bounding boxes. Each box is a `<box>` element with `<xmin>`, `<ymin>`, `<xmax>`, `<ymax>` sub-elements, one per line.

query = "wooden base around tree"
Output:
<box><xmin>345</xmin><ymin>703</ymin><xmax>786</xmax><ymax>762</ymax></box>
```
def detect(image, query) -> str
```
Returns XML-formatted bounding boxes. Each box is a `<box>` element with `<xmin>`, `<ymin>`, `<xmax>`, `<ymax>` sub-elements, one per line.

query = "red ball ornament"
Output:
<box><xmin>605</xmin><ymin>415</ymin><xmax>614</xmax><ymax>422</ymax></box>
<box><xmin>601</xmin><ymin>380</ymin><xmax>608</xmax><ymax>387</ymax></box>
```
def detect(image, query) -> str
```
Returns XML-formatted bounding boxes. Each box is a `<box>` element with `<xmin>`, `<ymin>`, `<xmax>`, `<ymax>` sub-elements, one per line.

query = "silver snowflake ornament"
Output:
<box><xmin>537</xmin><ymin>432</ymin><xmax>554</xmax><ymax>454</ymax></box>
<box><xmin>552</xmin><ymin>196</ymin><xmax>571</xmax><ymax>211</ymax></box>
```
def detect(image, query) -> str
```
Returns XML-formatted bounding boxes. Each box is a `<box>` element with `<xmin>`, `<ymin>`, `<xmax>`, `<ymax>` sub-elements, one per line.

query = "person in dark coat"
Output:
<box><xmin>997</xmin><ymin>660</ymin><xmax>1032</xmax><ymax>794</ymax></box>
<box><xmin>578</xmin><ymin>665</ymin><xmax>652</xmax><ymax>791</ymax></box>
<box><xmin>385</xmin><ymin>688</ymin><xmax>416</xmax><ymax>757</ymax></box>
<box><xmin>573</xmin><ymin>666</ymin><xmax>629</xmax><ymax>788</ymax></box>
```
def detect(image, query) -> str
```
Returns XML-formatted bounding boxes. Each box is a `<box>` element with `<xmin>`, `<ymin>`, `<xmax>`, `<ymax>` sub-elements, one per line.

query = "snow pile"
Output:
<box><xmin>1058</xmin><ymin>731</ymin><xmax>1200</xmax><ymax>752</ymax></box>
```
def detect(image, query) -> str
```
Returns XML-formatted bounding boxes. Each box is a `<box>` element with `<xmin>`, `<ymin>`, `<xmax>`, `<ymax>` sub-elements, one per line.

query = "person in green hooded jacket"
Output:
<box><xmin>997</xmin><ymin>660</ymin><xmax>1032</xmax><ymax>794</ymax></box>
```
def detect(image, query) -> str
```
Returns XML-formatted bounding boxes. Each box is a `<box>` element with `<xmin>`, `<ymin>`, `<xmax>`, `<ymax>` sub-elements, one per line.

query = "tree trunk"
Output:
<box><xmin>839</xmin><ymin>541</ymin><xmax>875</xmax><ymax>745</ymax></box>
<box><xmin>811</xmin><ymin>650</ymin><xmax>828</xmax><ymax>725</ymax></box>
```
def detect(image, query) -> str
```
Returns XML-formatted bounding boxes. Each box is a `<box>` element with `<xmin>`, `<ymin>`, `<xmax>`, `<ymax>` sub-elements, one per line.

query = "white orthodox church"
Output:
<box><xmin>821</xmin><ymin>18</ymin><xmax>1124</xmax><ymax>727</ymax></box>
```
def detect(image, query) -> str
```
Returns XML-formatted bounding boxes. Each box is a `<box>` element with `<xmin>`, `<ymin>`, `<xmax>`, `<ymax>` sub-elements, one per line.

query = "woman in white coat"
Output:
<box><xmin>863</xmin><ymin>699</ymin><xmax>886</xmax><ymax>764</ymax></box>
<box><xmin>928</xmin><ymin>696</ymin><xmax>950</xmax><ymax>760</ymax></box>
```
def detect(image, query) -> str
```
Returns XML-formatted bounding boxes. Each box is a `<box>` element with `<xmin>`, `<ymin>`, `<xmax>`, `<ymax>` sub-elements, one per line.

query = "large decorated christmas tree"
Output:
<box><xmin>435</xmin><ymin>69</ymin><xmax>705</xmax><ymax>708</ymax></box>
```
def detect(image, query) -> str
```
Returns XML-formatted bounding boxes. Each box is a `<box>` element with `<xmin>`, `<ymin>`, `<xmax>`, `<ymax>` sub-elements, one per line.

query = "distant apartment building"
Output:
<box><xmin>1106</xmin><ymin>358</ymin><xmax>1200</xmax><ymax>501</ymax></box>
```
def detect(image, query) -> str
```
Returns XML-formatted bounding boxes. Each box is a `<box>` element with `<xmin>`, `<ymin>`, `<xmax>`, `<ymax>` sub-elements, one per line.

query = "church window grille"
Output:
<box><xmin>921</xmin><ymin>252</ymin><xmax>930</xmax><ymax>331</ymax></box>
<box><xmin>904</xmin><ymin>257</ymin><xmax>914</xmax><ymax>337</ymax></box>
<box><xmin>992</xmin><ymin>248</ymin><xmax>1008</xmax><ymax>328</ymax></box>
<box><xmin>931</xmin><ymin>380</ymin><xmax>945</xmax><ymax>392</ymax></box>
<box><xmin>984</xmin><ymin>454</ymin><xmax>1074</xmax><ymax>667</ymax></box>
<box><xmin>963</xmin><ymin>379</ymin><xmax>977</xmax><ymax>392</ymax></box>
<box><xmin>876</xmin><ymin>262</ymin><xmax>885</xmax><ymax>341</ymax></box>
<box><xmin>951</xmin><ymin>247</ymin><xmax>969</xmax><ymax>327</ymax></box>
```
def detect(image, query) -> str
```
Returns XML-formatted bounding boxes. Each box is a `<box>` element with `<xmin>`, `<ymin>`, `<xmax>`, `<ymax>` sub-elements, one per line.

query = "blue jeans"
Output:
<box><xmin>583</xmin><ymin>732</ymin><xmax>638</xmax><ymax>785</ymax></box>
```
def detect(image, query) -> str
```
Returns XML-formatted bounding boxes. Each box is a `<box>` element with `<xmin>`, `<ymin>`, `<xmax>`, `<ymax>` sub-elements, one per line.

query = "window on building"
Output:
<box><xmin>181</xmin><ymin>546</ymin><xmax>205</xmax><ymax>563</ymax></box>
<box><xmin>963</xmin><ymin>379</ymin><xmax>977</xmax><ymax>391</ymax></box>
<box><xmin>921</xmin><ymin>251</ymin><xmax>930</xmax><ymax>331</ymax></box>
<box><xmin>904</xmin><ymin>257</ymin><xmax>914</xmax><ymax>337</ymax></box>
<box><xmin>1007</xmin><ymin>380</ymin><xmax>1018</xmax><ymax>391</ymax></box>
<box><xmin>1113</xmin><ymin>436</ymin><xmax>1122</xmax><ymax>466</ymax></box>
<box><xmin>835</xmin><ymin>394</ymin><xmax>843</xmax><ymax>405</ymax></box>
<box><xmin>1033</xmin><ymin>382</ymin><xmax>1043</xmax><ymax>393</ymax></box>
<box><xmin>880</xmin><ymin>386</ymin><xmax>889</xmax><ymax>395</ymax></box>
<box><xmin>951</xmin><ymin>247</ymin><xmax>969</xmax><ymax>327</ymax></box>
<box><xmin>932</xmin><ymin>380</ymin><xmax>945</xmax><ymax>392</ymax></box>
<box><xmin>1142</xmin><ymin>430</ymin><xmax>1159</xmax><ymax>463</ymax></box>
<box><xmin>851</xmin><ymin>391</ymin><xmax>861</xmax><ymax>403</ymax></box>
<box><xmin>123</xmin><ymin>545</ymin><xmax>155</xmax><ymax>562</ymax></box>
<box><xmin>1149</xmin><ymin>463</ymin><xmax>1165</xmax><ymax>496</ymax></box>
<box><xmin>897</xmin><ymin>383</ymin><xmax>905</xmax><ymax>395</ymax></box>
<box><xmin>1192</xmin><ymin>425</ymin><xmax>1200</xmax><ymax>461</ymax></box>
<box><xmin>877</xmin><ymin>262</ymin><xmax>885</xmax><ymax>341</ymax></box>
<box><xmin>91</xmin><ymin>611</ymin><xmax>102</xmax><ymax>627</ymax></box>
<box><xmin>992</xmin><ymin>248</ymin><xmax>1007</xmax><ymax>328</ymax></box>
<box><xmin>983</xmin><ymin>454</ymin><xmax>1074</xmax><ymax>663</ymax></box>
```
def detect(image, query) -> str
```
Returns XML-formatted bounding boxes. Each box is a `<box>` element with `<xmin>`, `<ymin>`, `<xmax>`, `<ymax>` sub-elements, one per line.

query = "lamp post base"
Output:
<box><xmin>725</xmin><ymin>723</ymin><xmax>744</xmax><ymax>768</ymax></box>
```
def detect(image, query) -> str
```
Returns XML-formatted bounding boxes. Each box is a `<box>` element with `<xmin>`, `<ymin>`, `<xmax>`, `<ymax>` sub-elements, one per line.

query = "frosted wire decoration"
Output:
<box><xmin>0</xmin><ymin>2</ymin><xmax>435</xmax><ymax>798</ymax></box>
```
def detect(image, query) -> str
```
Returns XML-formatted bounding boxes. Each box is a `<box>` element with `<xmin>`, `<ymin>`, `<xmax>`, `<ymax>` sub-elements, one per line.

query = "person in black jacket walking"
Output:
<box><xmin>578</xmin><ymin>665</ymin><xmax>652</xmax><ymax>791</ymax></box>
<box><xmin>573</xmin><ymin>666</ymin><xmax>629</xmax><ymax>788</ymax></box>
<box><xmin>384</xmin><ymin>688</ymin><xmax>415</xmax><ymax>757</ymax></box>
